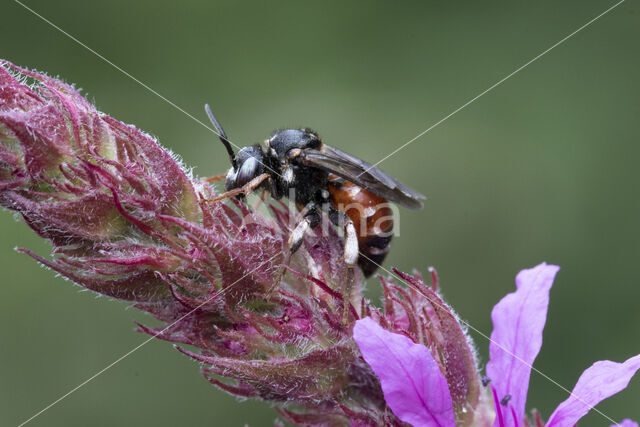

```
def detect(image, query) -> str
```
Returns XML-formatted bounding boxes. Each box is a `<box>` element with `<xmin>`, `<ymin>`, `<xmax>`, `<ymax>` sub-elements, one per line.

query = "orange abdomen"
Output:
<box><xmin>328</xmin><ymin>179</ymin><xmax>393</xmax><ymax>277</ymax></box>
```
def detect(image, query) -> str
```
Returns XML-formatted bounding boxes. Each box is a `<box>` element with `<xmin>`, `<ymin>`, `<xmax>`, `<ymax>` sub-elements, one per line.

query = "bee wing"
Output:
<box><xmin>300</xmin><ymin>144</ymin><xmax>426</xmax><ymax>210</ymax></box>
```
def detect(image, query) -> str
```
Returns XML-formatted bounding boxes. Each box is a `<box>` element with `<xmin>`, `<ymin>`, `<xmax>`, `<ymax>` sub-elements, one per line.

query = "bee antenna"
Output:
<box><xmin>205</xmin><ymin>104</ymin><xmax>237</xmax><ymax>169</ymax></box>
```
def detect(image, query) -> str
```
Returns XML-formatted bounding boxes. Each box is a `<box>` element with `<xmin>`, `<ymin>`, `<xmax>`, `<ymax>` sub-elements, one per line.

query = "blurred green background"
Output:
<box><xmin>1</xmin><ymin>1</ymin><xmax>639</xmax><ymax>425</ymax></box>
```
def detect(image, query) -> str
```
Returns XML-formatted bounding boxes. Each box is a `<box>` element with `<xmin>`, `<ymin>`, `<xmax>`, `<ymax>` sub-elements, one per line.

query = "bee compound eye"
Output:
<box><xmin>235</xmin><ymin>157</ymin><xmax>260</xmax><ymax>187</ymax></box>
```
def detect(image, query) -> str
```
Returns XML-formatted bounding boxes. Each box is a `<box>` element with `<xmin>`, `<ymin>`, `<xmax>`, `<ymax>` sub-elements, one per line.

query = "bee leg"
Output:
<box><xmin>251</xmin><ymin>189</ymin><xmax>269</xmax><ymax>211</ymax></box>
<box><xmin>342</xmin><ymin>218</ymin><xmax>359</xmax><ymax>267</ymax></box>
<box><xmin>202</xmin><ymin>173</ymin><xmax>270</xmax><ymax>204</ymax></box>
<box><xmin>328</xmin><ymin>208</ymin><xmax>358</xmax><ymax>324</ymax></box>
<box><xmin>266</xmin><ymin>206</ymin><xmax>320</xmax><ymax>295</ymax></box>
<box><xmin>341</xmin><ymin>219</ymin><xmax>358</xmax><ymax>324</ymax></box>
<box><xmin>202</xmin><ymin>173</ymin><xmax>227</xmax><ymax>183</ymax></box>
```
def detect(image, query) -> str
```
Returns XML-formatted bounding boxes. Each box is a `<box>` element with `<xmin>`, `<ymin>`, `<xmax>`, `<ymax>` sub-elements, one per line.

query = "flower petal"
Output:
<box><xmin>546</xmin><ymin>354</ymin><xmax>640</xmax><ymax>426</ymax></box>
<box><xmin>612</xmin><ymin>420</ymin><xmax>638</xmax><ymax>427</ymax></box>
<box><xmin>486</xmin><ymin>263</ymin><xmax>560</xmax><ymax>426</ymax></box>
<box><xmin>354</xmin><ymin>317</ymin><xmax>455</xmax><ymax>427</ymax></box>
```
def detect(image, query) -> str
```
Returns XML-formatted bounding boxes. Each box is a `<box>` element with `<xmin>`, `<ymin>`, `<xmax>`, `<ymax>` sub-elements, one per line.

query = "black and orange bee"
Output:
<box><xmin>204</xmin><ymin>104</ymin><xmax>425</xmax><ymax>300</ymax></box>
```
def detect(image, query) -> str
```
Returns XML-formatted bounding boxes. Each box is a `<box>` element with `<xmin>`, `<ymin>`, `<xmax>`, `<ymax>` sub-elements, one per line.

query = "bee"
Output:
<box><xmin>204</xmin><ymin>105</ymin><xmax>425</xmax><ymax>317</ymax></box>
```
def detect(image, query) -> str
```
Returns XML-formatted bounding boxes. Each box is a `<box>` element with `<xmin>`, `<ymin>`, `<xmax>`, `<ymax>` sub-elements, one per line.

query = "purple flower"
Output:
<box><xmin>488</xmin><ymin>263</ymin><xmax>640</xmax><ymax>427</ymax></box>
<box><xmin>355</xmin><ymin>263</ymin><xmax>640</xmax><ymax>426</ymax></box>
<box><xmin>486</xmin><ymin>263</ymin><xmax>559</xmax><ymax>425</ymax></box>
<box><xmin>354</xmin><ymin>317</ymin><xmax>455</xmax><ymax>427</ymax></box>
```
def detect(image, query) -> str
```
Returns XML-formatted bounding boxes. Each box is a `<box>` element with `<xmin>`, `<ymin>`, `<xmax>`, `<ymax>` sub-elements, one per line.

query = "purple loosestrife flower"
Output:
<box><xmin>355</xmin><ymin>263</ymin><xmax>640</xmax><ymax>426</ymax></box>
<box><xmin>353</xmin><ymin>317</ymin><xmax>456</xmax><ymax>427</ymax></box>
<box><xmin>0</xmin><ymin>60</ymin><xmax>487</xmax><ymax>425</ymax></box>
<box><xmin>488</xmin><ymin>263</ymin><xmax>640</xmax><ymax>427</ymax></box>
